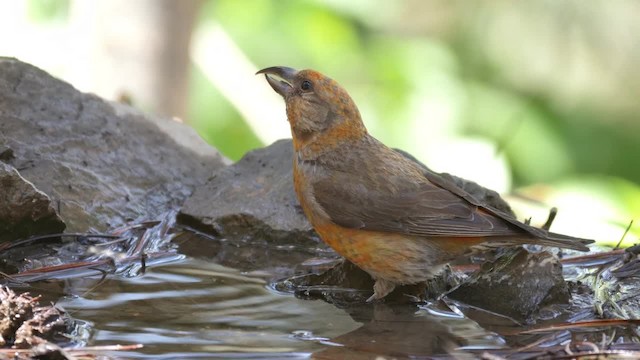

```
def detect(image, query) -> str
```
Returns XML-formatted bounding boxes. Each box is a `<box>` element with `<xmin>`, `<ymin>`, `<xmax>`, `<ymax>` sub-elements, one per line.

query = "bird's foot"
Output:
<box><xmin>366</xmin><ymin>279</ymin><xmax>396</xmax><ymax>302</ymax></box>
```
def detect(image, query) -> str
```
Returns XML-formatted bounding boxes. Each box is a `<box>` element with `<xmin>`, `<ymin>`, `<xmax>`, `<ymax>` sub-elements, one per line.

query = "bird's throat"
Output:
<box><xmin>292</xmin><ymin>127</ymin><xmax>315</xmax><ymax>148</ymax></box>
<box><xmin>292</xmin><ymin>121</ymin><xmax>367</xmax><ymax>156</ymax></box>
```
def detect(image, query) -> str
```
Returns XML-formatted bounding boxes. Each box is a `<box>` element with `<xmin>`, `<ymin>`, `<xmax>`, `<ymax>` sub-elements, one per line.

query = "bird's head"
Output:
<box><xmin>257</xmin><ymin>66</ymin><xmax>367</xmax><ymax>151</ymax></box>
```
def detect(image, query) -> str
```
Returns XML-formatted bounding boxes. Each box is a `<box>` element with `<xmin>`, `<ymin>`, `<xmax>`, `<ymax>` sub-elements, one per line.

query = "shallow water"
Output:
<box><xmin>53</xmin><ymin>257</ymin><xmax>358</xmax><ymax>359</ymax></box>
<box><xmin>9</xmin><ymin>226</ymin><xmax>631</xmax><ymax>358</ymax></box>
<box><xmin>27</xmin><ymin>255</ymin><xmax>504</xmax><ymax>359</ymax></box>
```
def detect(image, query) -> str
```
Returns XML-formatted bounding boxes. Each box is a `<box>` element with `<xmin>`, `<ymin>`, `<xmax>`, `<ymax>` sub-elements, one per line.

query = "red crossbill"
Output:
<box><xmin>258</xmin><ymin>66</ymin><xmax>591</xmax><ymax>301</ymax></box>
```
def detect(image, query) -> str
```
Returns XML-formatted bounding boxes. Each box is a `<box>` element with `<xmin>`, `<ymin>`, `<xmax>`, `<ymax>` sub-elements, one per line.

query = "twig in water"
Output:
<box><xmin>614</xmin><ymin>219</ymin><xmax>634</xmax><ymax>250</ymax></box>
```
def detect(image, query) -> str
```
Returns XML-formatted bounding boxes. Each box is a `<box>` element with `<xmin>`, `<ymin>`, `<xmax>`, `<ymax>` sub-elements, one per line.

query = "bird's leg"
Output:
<box><xmin>366</xmin><ymin>278</ymin><xmax>395</xmax><ymax>302</ymax></box>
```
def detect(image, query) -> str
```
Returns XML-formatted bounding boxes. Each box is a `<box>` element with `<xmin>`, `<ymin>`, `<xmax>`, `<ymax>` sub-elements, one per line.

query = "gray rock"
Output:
<box><xmin>448</xmin><ymin>248</ymin><xmax>570</xmax><ymax>322</ymax></box>
<box><xmin>178</xmin><ymin>139</ymin><xmax>316</xmax><ymax>242</ymax></box>
<box><xmin>0</xmin><ymin>58</ymin><xmax>227</xmax><ymax>232</ymax></box>
<box><xmin>0</xmin><ymin>163</ymin><xmax>65</xmax><ymax>244</ymax></box>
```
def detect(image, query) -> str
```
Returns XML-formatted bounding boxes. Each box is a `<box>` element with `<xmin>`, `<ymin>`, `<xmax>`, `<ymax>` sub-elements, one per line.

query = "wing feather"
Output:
<box><xmin>311</xmin><ymin>159</ymin><xmax>591</xmax><ymax>251</ymax></box>
<box><xmin>313</xmin><ymin>171</ymin><xmax>520</xmax><ymax>237</ymax></box>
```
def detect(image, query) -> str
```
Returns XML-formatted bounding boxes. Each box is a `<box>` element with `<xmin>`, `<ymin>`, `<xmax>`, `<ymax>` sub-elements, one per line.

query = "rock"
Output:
<box><xmin>448</xmin><ymin>248</ymin><xmax>570</xmax><ymax>322</ymax></box>
<box><xmin>0</xmin><ymin>162</ymin><xmax>65</xmax><ymax>244</ymax></box>
<box><xmin>275</xmin><ymin>259</ymin><xmax>462</xmax><ymax>306</ymax></box>
<box><xmin>173</xmin><ymin>230</ymin><xmax>326</xmax><ymax>280</ymax></box>
<box><xmin>276</xmin><ymin>247</ymin><xmax>570</xmax><ymax>317</ymax></box>
<box><xmin>178</xmin><ymin>139</ymin><xmax>316</xmax><ymax>242</ymax></box>
<box><xmin>0</xmin><ymin>58</ymin><xmax>227</xmax><ymax>232</ymax></box>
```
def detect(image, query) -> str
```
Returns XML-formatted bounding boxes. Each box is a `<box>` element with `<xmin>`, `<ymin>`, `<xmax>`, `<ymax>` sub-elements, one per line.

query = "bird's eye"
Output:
<box><xmin>301</xmin><ymin>80</ymin><xmax>312</xmax><ymax>91</ymax></box>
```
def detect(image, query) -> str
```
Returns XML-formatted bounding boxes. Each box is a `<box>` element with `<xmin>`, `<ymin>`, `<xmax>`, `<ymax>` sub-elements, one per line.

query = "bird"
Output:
<box><xmin>257</xmin><ymin>66</ymin><xmax>593</xmax><ymax>302</ymax></box>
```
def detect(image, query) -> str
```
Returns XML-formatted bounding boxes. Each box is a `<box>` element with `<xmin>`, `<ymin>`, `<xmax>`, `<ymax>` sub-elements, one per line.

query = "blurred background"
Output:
<box><xmin>1</xmin><ymin>0</ymin><xmax>638</xmax><ymax>245</ymax></box>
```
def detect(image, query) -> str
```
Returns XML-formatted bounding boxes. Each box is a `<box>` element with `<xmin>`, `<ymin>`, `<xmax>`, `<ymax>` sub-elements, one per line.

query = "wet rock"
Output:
<box><xmin>277</xmin><ymin>260</ymin><xmax>376</xmax><ymax>304</ymax></box>
<box><xmin>173</xmin><ymin>230</ymin><xmax>329</xmax><ymax>281</ymax></box>
<box><xmin>0</xmin><ymin>57</ymin><xmax>227</xmax><ymax>233</ymax></box>
<box><xmin>0</xmin><ymin>146</ymin><xmax>14</xmax><ymax>162</ymax></box>
<box><xmin>276</xmin><ymin>247</ymin><xmax>569</xmax><ymax>316</ymax></box>
<box><xmin>0</xmin><ymin>162</ymin><xmax>65</xmax><ymax>244</ymax></box>
<box><xmin>178</xmin><ymin>139</ymin><xmax>316</xmax><ymax>242</ymax></box>
<box><xmin>277</xmin><ymin>260</ymin><xmax>462</xmax><ymax>306</ymax></box>
<box><xmin>448</xmin><ymin>248</ymin><xmax>570</xmax><ymax>322</ymax></box>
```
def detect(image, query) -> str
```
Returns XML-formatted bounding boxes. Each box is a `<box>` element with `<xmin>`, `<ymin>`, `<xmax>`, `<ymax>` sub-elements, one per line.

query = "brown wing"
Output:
<box><xmin>312</xmin><ymin>162</ymin><xmax>591</xmax><ymax>251</ymax></box>
<box><xmin>313</xmin><ymin>171</ymin><xmax>524</xmax><ymax>237</ymax></box>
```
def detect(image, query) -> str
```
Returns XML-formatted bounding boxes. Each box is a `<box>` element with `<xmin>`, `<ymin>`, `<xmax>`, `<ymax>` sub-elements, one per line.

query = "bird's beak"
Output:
<box><xmin>256</xmin><ymin>66</ymin><xmax>297</xmax><ymax>98</ymax></box>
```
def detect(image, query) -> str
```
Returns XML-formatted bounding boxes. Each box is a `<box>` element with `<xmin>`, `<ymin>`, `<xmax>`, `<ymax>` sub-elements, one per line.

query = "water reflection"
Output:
<box><xmin>58</xmin><ymin>258</ymin><xmax>359</xmax><ymax>358</ymax></box>
<box><xmin>4</xmin><ymin>230</ymin><xmax>513</xmax><ymax>358</ymax></box>
<box><xmin>46</xmin><ymin>255</ymin><xmax>507</xmax><ymax>358</ymax></box>
<box><xmin>312</xmin><ymin>302</ymin><xmax>504</xmax><ymax>359</ymax></box>
<box><xmin>5</xmin><ymin>223</ymin><xmax>636</xmax><ymax>357</ymax></box>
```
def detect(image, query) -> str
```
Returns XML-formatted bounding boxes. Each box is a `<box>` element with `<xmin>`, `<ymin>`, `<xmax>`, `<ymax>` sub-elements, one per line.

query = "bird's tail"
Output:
<box><xmin>484</xmin><ymin>232</ymin><xmax>593</xmax><ymax>252</ymax></box>
<box><xmin>537</xmin><ymin>231</ymin><xmax>594</xmax><ymax>251</ymax></box>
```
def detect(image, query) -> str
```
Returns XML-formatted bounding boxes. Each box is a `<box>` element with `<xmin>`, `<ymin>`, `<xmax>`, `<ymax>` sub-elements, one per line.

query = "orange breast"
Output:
<box><xmin>293</xmin><ymin>158</ymin><xmax>378</xmax><ymax>267</ymax></box>
<box><xmin>312</xmin><ymin>218</ymin><xmax>448</xmax><ymax>283</ymax></box>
